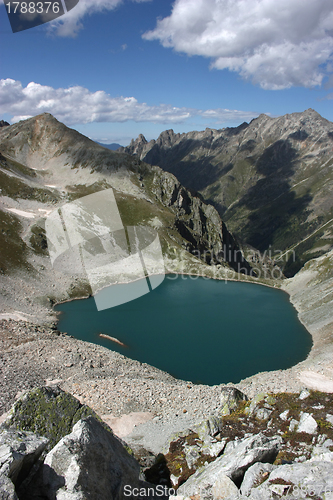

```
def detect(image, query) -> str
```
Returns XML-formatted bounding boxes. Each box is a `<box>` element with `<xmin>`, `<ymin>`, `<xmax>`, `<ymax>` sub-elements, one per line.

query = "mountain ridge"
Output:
<box><xmin>0</xmin><ymin>113</ymin><xmax>250</xmax><ymax>323</ymax></box>
<box><xmin>121</xmin><ymin>109</ymin><xmax>333</xmax><ymax>276</ymax></box>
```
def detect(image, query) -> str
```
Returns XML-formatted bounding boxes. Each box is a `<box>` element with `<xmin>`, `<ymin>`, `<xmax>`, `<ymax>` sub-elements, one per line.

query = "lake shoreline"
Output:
<box><xmin>50</xmin><ymin>260</ymin><xmax>333</xmax><ymax>395</ymax></box>
<box><xmin>55</xmin><ymin>275</ymin><xmax>311</xmax><ymax>386</ymax></box>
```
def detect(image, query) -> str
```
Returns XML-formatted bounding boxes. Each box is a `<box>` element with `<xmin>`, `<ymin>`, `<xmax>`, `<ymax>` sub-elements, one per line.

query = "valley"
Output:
<box><xmin>121</xmin><ymin>109</ymin><xmax>333</xmax><ymax>277</ymax></box>
<box><xmin>1</xmin><ymin>111</ymin><xmax>333</xmax><ymax>498</ymax></box>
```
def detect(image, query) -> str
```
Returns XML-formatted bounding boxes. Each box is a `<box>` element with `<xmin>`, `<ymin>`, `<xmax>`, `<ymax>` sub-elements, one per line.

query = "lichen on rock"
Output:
<box><xmin>1</xmin><ymin>386</ymin><xmax>104</xmax><ymax>451</ymax></box>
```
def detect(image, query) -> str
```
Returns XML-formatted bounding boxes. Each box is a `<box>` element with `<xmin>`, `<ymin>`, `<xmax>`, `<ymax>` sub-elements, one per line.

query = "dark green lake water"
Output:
<box><xmin>54</xmin><ymin>276</ymin><xmax>312</xmax><ymax>385</ymax></box>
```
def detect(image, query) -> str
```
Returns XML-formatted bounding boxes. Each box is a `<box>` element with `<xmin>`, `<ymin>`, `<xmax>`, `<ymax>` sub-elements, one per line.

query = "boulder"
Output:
<box><xmin>0</xmin><ymin>475</ymin><xmax>18</xmax><ymax>500</ymax></box>
<box><xmin>279</xmin><ymin>410</ymin><xmax>289</xmax><ymax>421</ymax></box>
<box><xmin>219</xmin><ymin>387</ymin><xmax>248</xmax><ymax>416</ymax></box>
<box><xmin>196</xmin><ymin>416</ymin><xmax>221</xmax><ymax>442</ymax></box>
<box><xmin>254</xmin><ymin>461</ymin><xmax>333</xmax><ymax>499</ymax></box>
<box><xmin>212</xmin><ymin>474</ymin><xmax>240</xmax><ymax>499</ymax></box>
<box><xmin>178</xmin><ymin>432</ymin><xmax>282</xmax><ymax>496</ymax></box>
<box><xmin>299</xmin><ymin>389</ymin><xmax>311</xmax><ymax>400</ymax></box>
<box><xmin>297</xmin><ymin>412</ymin><xmax>318</xmax><ymax>434</ymax></box>
<box><xmin>1</xmin><ymin>386</ymin><xmax>102</xmax><ymax>451</ymax></box>
<box><xmin>310</xmin><ymin>445</ymin><xmax>333</xmax><ymax>462</ymax></box>
<box><xmin>240</xmin><ymin>462</ymin><xmax>276</xmax><ymax>496</ymax></box>
<box><xmin>0</xmin><ymin>428</ymin><xmax>48</xmax><ymax>498</ymax></box>
<box><xmin>326</xmin><ymin>414</ymin><xmax>333</xmax><ymax>425</ymax></box>
<box><xmin>201</xmin><ymin>439</ymin><xmax>227</xmax><ymax>458</ymax></box>
<box><xmin>39</xmin><ymin>416</ymin><xmax>159</xmax><ymax>500</ymax></box>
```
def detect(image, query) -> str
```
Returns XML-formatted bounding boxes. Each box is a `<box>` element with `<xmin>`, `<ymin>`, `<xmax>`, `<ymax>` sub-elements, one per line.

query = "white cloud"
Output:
<box><xmin>47</xmin><ymin>0</ymin><xmax>152</xmax><ymax>37</ymax></box>
<box><xmin>143</xmin><ymin>0</ymin><xmax>333</xmax><ymax>90</ymax></box>
<box><xmin>0</xmin><ymin>78</ymin><xmax>259</xmax><ymax>126</ymax></box>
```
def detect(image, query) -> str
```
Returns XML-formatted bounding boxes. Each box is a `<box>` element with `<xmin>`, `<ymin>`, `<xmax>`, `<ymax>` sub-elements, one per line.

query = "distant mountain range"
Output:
<box><xmin>120</xmin><ymin>109</ymin><xmax>333</xmax><ymax>276</ymax></box>
<box><xmin>96</xmin><ymin>142</ymin><xmax>122</xmax><ymax>151</ymax></box>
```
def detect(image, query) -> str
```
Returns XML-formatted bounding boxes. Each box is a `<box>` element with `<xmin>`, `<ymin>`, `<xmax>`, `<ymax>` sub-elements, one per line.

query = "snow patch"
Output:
<box><xmin>6</xmin><ymin>208</ymin><xmax>36</xmax><ymax>218</ymax></box>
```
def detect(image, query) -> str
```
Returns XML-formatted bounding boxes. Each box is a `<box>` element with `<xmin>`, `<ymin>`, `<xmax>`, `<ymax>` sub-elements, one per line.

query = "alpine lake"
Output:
<box><xmin>55</xmin><ymin>275</ymin><xmax>312</xmax><ymax>385</ymax></box>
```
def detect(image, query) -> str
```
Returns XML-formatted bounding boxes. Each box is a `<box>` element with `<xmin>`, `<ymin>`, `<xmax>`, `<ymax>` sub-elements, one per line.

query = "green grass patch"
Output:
<box><xmin>0</xmin><ymin>209</ymin><xmax>32</xmax><ymax>272</ymax></box>
<box><xmin>0</xmin><ymin>169</ymin><xmax>58</xmax><ymax>203</ymax></box>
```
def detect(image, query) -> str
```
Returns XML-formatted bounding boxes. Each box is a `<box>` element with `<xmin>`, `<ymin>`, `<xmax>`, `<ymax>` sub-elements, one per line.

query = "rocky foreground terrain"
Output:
<box><xmin>1</xmin><ymin>385</ymin><xmax>333</xmax><ymax>499</ymax></box>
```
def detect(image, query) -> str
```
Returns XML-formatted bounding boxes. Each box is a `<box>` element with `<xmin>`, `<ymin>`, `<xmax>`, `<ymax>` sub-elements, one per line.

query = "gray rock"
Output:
<box><xmin>310</xmin><ymin>445</ymin><xmax>333</xmax><ymax>462</ymax></box>
<box><xmin>289</xmin><ymin>419</ymin><xmax>298</xmax><ymax>432</ymax></box>
<box><xmin>170</xmin><ymin>475</ymin><xmax>240</xmax><ymax>500</ymax></box>
<box><xmin>279</xmin><ymin>410</ymin><xmax>289</xmax><ymax>421</ymax></box>
<box><xmin>299</xmin><ymin>389</ymin><xmax>311</xmax><ymax>400</ymax></box>
<box><xmin>240</xmin><ymin>462</ymin><xmax>275</xmax><ymax>496</ymax></box>
<box><xmin>201</xmin><ymin>439</ymin><xmax>227</xmax><ymax>458</ymax></box>
<box><xmin>184</xmin><ymin>443</ymin><xmax>201</xmax><ymax>469</ymax></box>
<box><xmin>326</xmin><ymin>414</ymin><xmax>333</xmax><ymax>426</ymax></box>
<box><xmin>196</xmin><ymin>416</ymin><xmax>221</xmax><ymax>442</ymax></box>
<box><xmin>297</xmin><ymin>412</ymin><xmax>318</xmax><ymax>434</ymax></box>
<box><xmin>245</xmin><ymin>393</ymin><xmax>266</xmax><ymax>416</ymax></box>
<box><xmin>211</xmin><ymin>474</ymin><xmax>240</xmax><ymax>499</ymax></box>
<box><xmin>41</xmin><ymin>416</ymin><xmax>155</xmax><ymax>500</ymax></box>
<box><xmin>0</xmin><ymin>429</ymin><xmax>48</xmax><ymax>487</ymax></box>
<box><xmin>255</xmin><ymin>407</ymin><xmax>273</xmax><ymax>421</ymax></box>
<box><xmin>219</xmin><ymin>387</ymin><xmax>248</xmax><ymax>416</ymax></box>
<box><xmin>0</xmin><ymin>475</ymin><xmax>18</xmax><ymax>500</ymax></box>
<box><xmin>1</xmin><ymin>386</ymin><xmax>101</xmax><ymax>451</ymax></box>
<box><xmin>178</xmin><ymin>433</ymin><xmax>282</xmax><ymax>496</ymax></box>
<box><xmin>254</xmin><ymin>461</ymin><xmax>333</xmax><ymax>498</ymax></box>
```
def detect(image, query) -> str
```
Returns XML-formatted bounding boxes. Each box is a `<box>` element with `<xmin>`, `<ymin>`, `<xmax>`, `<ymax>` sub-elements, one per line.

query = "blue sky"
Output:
<box><xmin>1</xmin><ymin>0</ymin><xmax>332</xmax><ymax>145</ymax></box>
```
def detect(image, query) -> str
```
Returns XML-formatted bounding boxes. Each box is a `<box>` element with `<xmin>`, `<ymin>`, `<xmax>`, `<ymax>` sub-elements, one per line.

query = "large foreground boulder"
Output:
<box><xmin>38</xmin><ymin>416</ymin><xmax>162</xmax><ymax>500</ymax></box>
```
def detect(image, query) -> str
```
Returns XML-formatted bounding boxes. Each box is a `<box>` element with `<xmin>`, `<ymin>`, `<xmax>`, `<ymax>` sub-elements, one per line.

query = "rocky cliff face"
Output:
<box><xmin>121</xmin><ymin>109</ymin><xmax>333</xmax><ymax>276</ymax></box>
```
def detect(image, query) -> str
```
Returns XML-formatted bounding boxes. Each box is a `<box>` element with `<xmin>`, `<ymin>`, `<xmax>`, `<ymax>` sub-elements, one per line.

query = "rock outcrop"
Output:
<box><xmin>38</xmin><ymin>416</ymin><xmax>155</xmax><ymax>500</ymax></box>
<box><xmin>0</xmin><ymin>428</ymin><xmax>48</xmax><ymax>498</ymax></box>
<box><xmin>149</xmin><ymin>167</ymin><xmax>250</xmax><ymax>270</ymax></box>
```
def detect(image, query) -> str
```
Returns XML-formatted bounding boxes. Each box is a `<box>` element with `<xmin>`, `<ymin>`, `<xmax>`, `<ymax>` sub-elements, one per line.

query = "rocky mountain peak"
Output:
<box><xmin>121</xmin><ymin>109</ymin><xmax>333</xmax><ymax>275</ymax></box>
<box><xmin>157</xmin><ymin>129</ymin><xmax>180</xmax><ymax>146</ymax></box>
<box><xmin>0</xmin><ymin>120</ymin><xmax>10</xmax><ymax>128</ymax></box>
<box><xmin>127</xmin><ymin>133</ymin><xmax>149</xmax><ymax>156</ymax></box>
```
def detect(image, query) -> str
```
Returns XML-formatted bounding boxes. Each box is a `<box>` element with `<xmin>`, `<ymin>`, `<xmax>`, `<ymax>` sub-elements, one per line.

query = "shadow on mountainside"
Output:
<box><xmin>144</xmin><ymin>134</ymin><xmax>246</xmax><ymax>193</ymax></box>
<box><xmin>225</xmin><ymin>139</ymin><xmax>314</xmax><ymax>270</ymax></box>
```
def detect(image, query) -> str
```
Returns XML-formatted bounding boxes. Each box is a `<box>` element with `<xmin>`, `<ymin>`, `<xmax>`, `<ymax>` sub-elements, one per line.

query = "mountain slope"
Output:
<box><xmin>0</xmin><ymin>114</ymin><xmax>248</xmax><ymax>322</ymax></box>
<box><xmin>121</xmin><ymin>109</ymin><xmax>333</xmax><ymax>276</ymax></box>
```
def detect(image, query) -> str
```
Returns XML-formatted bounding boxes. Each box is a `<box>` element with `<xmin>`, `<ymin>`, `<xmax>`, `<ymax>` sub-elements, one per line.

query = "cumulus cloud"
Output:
<box><xmin>143</xmin><ymin>0</ymin><xmax>333</xmax><ymax>90</ymax></box>
<box><xmin>0</xmin><ymin>79</ymin><xmax>258</xmax><ymax>125</ymax></box>
<box><xmin>48</xmin><ymin>0</ymin><xmax>152</xmax><ymax>37</ymax></box>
